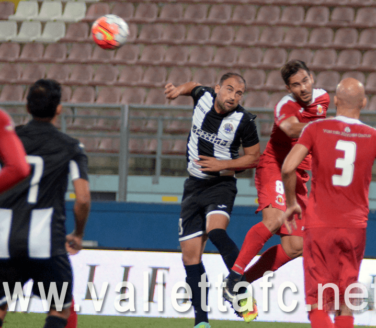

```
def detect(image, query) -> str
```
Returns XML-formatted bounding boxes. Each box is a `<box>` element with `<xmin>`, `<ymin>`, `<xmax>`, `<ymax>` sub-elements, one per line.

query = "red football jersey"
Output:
<box><xmin>263</xmin><ymin>89</ymin><xmax>329</xmax><ymax>170</ymax></box>
<box><xmin>298</xmin><ymin>116</ymin><xmax>376</xmax><ymax>228</ymax></box>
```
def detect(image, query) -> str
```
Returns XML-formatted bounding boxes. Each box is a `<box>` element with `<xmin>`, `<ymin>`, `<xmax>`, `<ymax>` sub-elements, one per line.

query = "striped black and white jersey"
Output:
<box><xmin>0</xmin><ymin>120</ymin><xmax>88</xmax><ymax>259</ymax></box>
<box><xmin>187</xmin><ymin>86</ymin><xmax>259</xmax><ymax>179</ymax></box>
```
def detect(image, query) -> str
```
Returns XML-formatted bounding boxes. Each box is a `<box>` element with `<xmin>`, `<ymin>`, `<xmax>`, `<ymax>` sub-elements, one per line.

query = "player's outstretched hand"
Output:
<box><xmin>66</xmin><ymin>233</ymin><xmax>83</xmax><ymax>256</ymax></box>
<box><xmin>282</xmin><ymin>203</ymin><xmax>302</xmax><ymax>234</ymax></box>
<box><xmin>195</xmin><ymin>155</ymin><xmax>226</xmax><ymax>172</ymax></box>
<box><xmin>164</xmin><ymin>83</ymin><xmax>180</xmax><ymax>100</ymax></box>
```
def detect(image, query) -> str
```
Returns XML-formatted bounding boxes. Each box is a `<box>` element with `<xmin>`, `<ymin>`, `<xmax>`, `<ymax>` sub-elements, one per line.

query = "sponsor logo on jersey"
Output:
<box><xmin>192</xmin><ymin>125</ymin><xmax>229</xmax><ymax>146</ymax></box>
<box><xmin>276</xmin><ymin>194</ymin><xmax>285</xmax><ymax>206</ymax></box>
<box><xmin>223</xmin><ymin>123</ymin><xmax>234</xmax><ymax>134</ymax></box>
<box><xmin>317</xmin><ymin>104</ymin><xmax>324</xmax><ymax>115</ymax></box>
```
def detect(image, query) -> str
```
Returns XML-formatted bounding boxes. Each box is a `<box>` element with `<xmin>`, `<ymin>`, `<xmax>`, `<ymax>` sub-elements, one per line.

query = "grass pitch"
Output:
<box><xmin>3</xmin><ymin>313</ymin><xmax>376</xmax><ymax>328</ymax></box>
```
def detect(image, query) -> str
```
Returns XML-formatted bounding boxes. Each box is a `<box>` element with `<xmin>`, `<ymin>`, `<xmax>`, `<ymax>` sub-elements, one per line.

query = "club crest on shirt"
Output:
<box><xmin>317</xmin><ymin>104</ymin><xmax>324</xmax><ymax>115</ymax></box>
<box><xmin>223</xmin><ymin>123</ymin><xmax>234</xmax><ymax>134</ymax></box>
<box><xmin>345</xmin><ymin>127</ymin><xmax>351</xmax><ymax>133</ymax></box>
<box><xmin>276</xmin><ymin>194</ymin><xmax>285</xmax><ymax>206</ymax></box>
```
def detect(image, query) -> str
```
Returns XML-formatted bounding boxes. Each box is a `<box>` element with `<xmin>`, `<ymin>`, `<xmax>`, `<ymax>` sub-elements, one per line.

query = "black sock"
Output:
<box><xmin>0</xmin><ymin>318</ymin><xmax>3</xmax><ymax>327</ymax></box>
<box><xmin>208</xmin><ymin>229</ymin><xmax>239</xmax><ymax>271</ymax></box>
<box><xmin>185</xmin><ymin>263</ymin><xmax>209</xmax><ymax>325</ymax></box>
<box><xmin>43</xmin><ymin>316</ymin><xmax>67</xmax><ymax>328</ymax></box>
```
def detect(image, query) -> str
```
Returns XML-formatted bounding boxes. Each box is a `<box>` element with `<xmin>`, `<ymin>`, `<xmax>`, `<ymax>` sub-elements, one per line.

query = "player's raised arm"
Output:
<box><xmin>279</xmin><ymin>116</ymin><xmax>307</xmax><ymax>138</ymax></box>
<box><xmin>164</xmin><ymin>82</ymin><xmax>201</xmax><ymax>100</ymax></box>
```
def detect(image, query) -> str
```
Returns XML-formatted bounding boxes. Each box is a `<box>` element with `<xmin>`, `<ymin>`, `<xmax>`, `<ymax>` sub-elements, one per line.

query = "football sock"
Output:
<box><xmin>309</xmin><ymin>309</ymin><xmax>334</xmax><ymax>328</ymax></box>
<box><xmin>334</xmin><ymin>316</ymin><xmax>354</xmax><ymax>328</ymax></box>
<box><xmin>43</xmin><ymin>316</ymin><xmax>67</xmax><ymax>328</ymax></box>
<box><xmin>244</xmin><ymin>244</ymin><xmax>292</xmax><ymax>283</ymax></box>
<box><xmin>208</xmin><ymin>229</ymin><xmax>239</xmax><ymax>271</ymax></box>
<box><xmin>185</xmin><ymin>263</ymin><xmax>209</xmax><ymax>325</ymax></box>
<box><xmin>65</xmin><ymin>299</ymin><xmax>77</xmax><ymax>328</ymax></box>
<box><xmin>0</xmin><ymin>318</ymin><xmax>3</xmax><ymax>328</ymax></box>
<box><xmin>232</xmin><ymin>222</ymin><xmax>272</xmax><ymax>275</ymax></box>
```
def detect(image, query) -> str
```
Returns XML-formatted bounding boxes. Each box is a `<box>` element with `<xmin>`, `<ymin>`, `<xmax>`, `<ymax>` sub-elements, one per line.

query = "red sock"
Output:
<box><xmin>244</xmin><ymin>244</ymin><xmax>292</xmax><ymax>283</ymax></box>
<box><xmin>232</xmin><ymin>222</ymin><xmax>272</xmax><ymax>274</ymax></box>
<box><xmin>66</xmin><ymin>299</ymin><xmax>77</xmax><ymax>328</ymax></box>
<box><xmin>309</xmin><ymin>309</ymin><xmax>334</xmax><ymax>328</ymax></box>
<box><xmin>334</xmin><ymin>316</ymin><xmax>354</xmax><ymax>328</ymax></box>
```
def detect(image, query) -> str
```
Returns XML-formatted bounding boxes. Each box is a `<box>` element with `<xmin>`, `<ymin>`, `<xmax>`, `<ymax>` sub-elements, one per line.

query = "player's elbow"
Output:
<box><xmin>281</xmin><ymin>165</ymin><xmax>294</xmax><ymax>179</ymax></box>
<box><xmin>75</xmin><ymin>193</ymin><xmax>91</xmax><ymax>209</ymax></box>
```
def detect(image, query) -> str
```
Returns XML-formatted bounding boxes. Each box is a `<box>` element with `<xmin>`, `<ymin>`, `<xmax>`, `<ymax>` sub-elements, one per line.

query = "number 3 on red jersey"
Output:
<box><xmin>332</xmin><ymin>140</ymin><xmax>356</xmax><ymax>187</ymax></box>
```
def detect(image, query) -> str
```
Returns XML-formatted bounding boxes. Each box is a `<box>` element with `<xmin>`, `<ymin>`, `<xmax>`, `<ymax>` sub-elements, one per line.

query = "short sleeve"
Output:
<box><xmin>275</xmin><ymin>98</ymin><xmax>298</xmax><ymax>127</ymax></box>
<box><xmin>69</xmin><ymin>142</ymin><xmax>88</xmax><ymax>181</ymax></box>
<box><xmin>241</xmin><ymin>117</ymin><xmax>259</xmax><ymax>148</ymax></box>
<box><xmin>297</xmin><ymin>122</ymin><xmax>316</xmax><ymax>151</ymax></box>
<box><xmin>191</xmin><ymin>86</ymin><xmax>214</xmax><ymax>104</ymax></box>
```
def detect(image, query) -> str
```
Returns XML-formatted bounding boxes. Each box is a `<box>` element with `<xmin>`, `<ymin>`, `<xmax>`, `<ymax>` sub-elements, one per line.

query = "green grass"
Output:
<box><xmin>3</xmin><ymin>312</ymin><xmax>376</xmax><ymax>328</ymax></box>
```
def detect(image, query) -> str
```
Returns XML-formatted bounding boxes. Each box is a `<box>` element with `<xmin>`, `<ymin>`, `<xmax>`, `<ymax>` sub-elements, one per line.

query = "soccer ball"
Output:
<box><xmin>92</xmin><ymin>15</ymin><xmax>129</xmax><ymax>50</ymax></box>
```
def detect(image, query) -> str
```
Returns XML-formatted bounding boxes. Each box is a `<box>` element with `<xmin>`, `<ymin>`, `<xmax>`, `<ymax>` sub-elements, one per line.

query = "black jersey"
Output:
<box><xmin>187</xmin><ymin>86</ymin><xmax>259</xmax><ymax>178</ymax></box>
<box><xmin>0</xmin><ymin>120</ymin><xmax>88</xmax><ymax>259</ymax></box>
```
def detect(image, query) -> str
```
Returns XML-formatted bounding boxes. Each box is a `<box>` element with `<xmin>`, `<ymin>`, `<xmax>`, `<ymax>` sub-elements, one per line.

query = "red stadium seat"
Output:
<box><xmin>128</xmin><ymin>138</ymin><xmax>146</xmax><ymax>154</ymax></box>
<box><xmin>60</xmin><ymin>23</ymin><xmax>89</xmax><ymax>43</ymax></box>
<box><xmin>266</xmin><ymin>92</ymin><xmax>287</xmax><ymax>109</ymax></box>
<box><xmin>328</xmin><ymin>7</ymin><xmax>355</xmax><ymax>28</ymax></box>
<box><xmin>66</xmin><ymin>44</ymin><xmax>92</xmax><ymax>64</ymax></box>
<box><xmin>192</xmin><ymin>68</ymin><xmax>217</xmax><ymax>87</ymax></box>
<box><xmin>0</xmin><ymin>63</ymin><xmax>21</xmax><ymax>83</ymax></box>
<box><xmin>89</xmin><ymin>46</ymin><xmax>115</xmax><ymax>64</ymax></box>
<box><xmin>17</xmin><ymin>43</ymin><xmax>44</xmax><ymax>63</ymax></box>
<box><xmin>170</xmin><ymin>97</ymin><xmax>193</xmax><ymax>107</ymax></box>
<box><xmin>90</xmin><ymin>65</ymin><xmax>119</xmax><ymax>86</ymax></box>
<box><xmin>140</xmin><ymin>67</ymin><xmax>167</xmax><ymax>88</ymax></box>
<box><xmin>112</xmin><ymin>44</ymin><xmax>140</xmax><ymax>65</ymax></box>
<box><xmin>82</xmin><ymin>3</ymin><xmax>110</xmax><ymax>23</ymax></box>
<box><xmin>207</xmin><ymin>5</ymin><xmax>232</xmax><ymax>24</ymax></box>
<box><xmin>169</xmin><ymin>140</ymin><xmax>186</xmax><ymax>156</ymax></box>
<box><xmin>158</xmin><ymin>4</ymin><xmax>184</xmax><ymax>24</ymax></box>
<box><xmin>365</xmin><ymin>73</ymin><xmax>376</xmax><ymax>94</ymax></box>
<box><xmin>97</xmin><ymin>138</ymin><xmax>120</xmax><ymax>153</ymax></box>
<box><xmin>116</xmin><ymin>66</ymin><xmax>143</xmax><ymax>87</ymax></box>
<box><xmin>282</xmin><ymin>27</ymin><xmax>308</xmax><ymax>48</ymax></box>
<box><xmin>182</xmin><ymin>4</ymin><xmax>208</xmax><ymax>24</ymax></box>
<box><xmin>333</xmin><ymin>28</ymin><xmax>358</xmax><ymax>49</ymax></box>
<box><xmin>96</xmin><ymin>88</ymin><xmax>122</xmax><ymax>104</ymax></box>
<box><xmin>77</xmin><ymin>138</ymin><xmax>99</xmax><ymax>153</ymax></box>
<box><xmin>315</xmin><ymin>71</ymin><xmax>340</xmax><ymax>92</ymax></box>
<box><xmin>70</xmin><ymin>86</ymin><xmax>95</xmax><ymax>104</ymax></box>
<box><xmin>138</xmin><ymin>45</ymin><xmax>165</xmax><ymax>65</ymax></box>
<box><xmin>111</xmin><ymin>3</ymin><xmax>134</xmax><ymax>21</ymax></box>
<box><xmin>342</xmin><ymin>71</ymin><xmax>365</xmax><ymax>85</ymax></box>
<box><xmin>19</xmin><ymin>64</ymin><xmax>46</xmax><ymax>84</ymax></box>
<box><xmin>263</xmin><ymin>70</ymin><xmax>285</xmax><ymax>91</ymax></box>
<box><xmin>159</xmin><ymin>24</ymin><xmax>186</xmax><ymax>45</ymax></box>
<box><xmin>235</xmin><ymin>48</ymin><xmax>263</xmax><ymax>69</ymax></box>
<box><xmin>66</xmin><ymin>65</ymin><xmax>94</xmax><ymax>86</ymax></box>
<box><xmin>46</xmin><ymin>64</ymin><xmax>70</xmax><ymax>84</ymax></box>
<box><xmin>209</xmin><ymin>47</ymin><xmax>238</xmax><ymax>68</ymax></box>
<box><xmin>132</xmin><ymin>3</ymin><xmax>158</xmax><ymax>24</ymax></box>
<box><xmin>165</xmin><ymin>112</ymin><xmax>191</xmax><ymax>134</ymax></box>
<box><xmin>366</xmin><ymin>95</ymin><xmax>376</xmax><ymax>112</ymax></box>
<box><xmin>257</xmin><ymin>113</ymin><xmax>274</xmax><ymax>137</ymax></box>
<box><xmin>0</xmin><ymin>43</ymin><xmax>19</xmax><ymax>62</ymax></box>
<box><xmin>42</xmin><ymin>44</ymin><xmax>67</xmax><ymax>63</ymax></box>
<box><xmin>167</xmin><ymin>67</ymin><xmax>192</xmax><ymax>86</ymax></box>
<box><xmin>308</xmin><ymin>28</ymin><xmax>334</xmax><ymax>49</ymax></box>
<box><xmin>304</xmin><ymin>6</ymin><xmax>330</xmax><ymax>27</ymax></box>
<box><xmin>233</xmin><ymin>26</ymin><xmax>259</xmax><ymax>47</ymax></box>
<box><xmin>187</xmin><ymin>47</ymin><xmax>214</xmax><ymax>67</ymax></box>
<box><xmin>208</xmin><ymin>26</ymin><xmax>235</xmax><ymax>46</ymax></box>
<box><xmin>288</xmin><ymin>49</ymin><xmax>313</xmax><ymax>65</ymax></box>
<box><xmin>357</xmin><ymin>30</ymin><xmax>376</xmax><ymax>51</ymax></box>
<box><xmin>258</xmin><ymin>27</ymin><xmax>284</xmax><ymax>47</ymax></box>
<box><xmin>335</xmin><ymin>50</ymin><xmax>361</xmax><ymax>71</ymax></box>
<box><xmin>327</xmin><ymin>92</ymin><xmax>335</xmax><ymax>110</ymax></box>
<box><xmin>259</xmin><ymin>48</ymin><xmax>287</xmax><ymax>70</ymax></box>
<box><xmin>121</xmin><ymin>88</ymin><xmax>146</xmax><ymax>104</ymax></box>
<box><xmin>127</xmin><ymin>24</ymin><xmax>138</xmax><ymax>43</ymax></box>
<box><xmin>0</xmin><ymin>85</ymin><xmax>23</xmax><ymax>102</ymax></box>
<box><xmin>354</xmin><ymin>8</ymin><xmax>376</xmax><ymax>28</ymax></box>
<box><xmin>310</xmin><ymin>49</ymin><xmax>337</xmax><ymax>70</ymax></box>
<box><xmin>243</xmin><ymin>70</ymin><xmax>266</xmax><ymax>90</ymax></box>
<box><xmin>255</xmin><ymin>6</ymin><xmax>280</xmax><ymax>26</ymax></box>
<box><xmin>184</xmin><ymin>25</ymin><xmax>210</xmax><ymax>45</ymax></box>
<box><xmin>229</xmin><ymin>5</ymin><xmax>256</xmax><ymax>25</ymax></box>
<box><xmin>0</xmin><ymin>2</ymin><xmax>14</xmax><ymax>20</ymax></box>
<box><xmin>61</xmin><ymin>86</ymin><xmax>72</xmax><ymax>103</ymax></box>
<box><xmin>359</xmin><ymin>51</ymin><xmax>376</xmax><ymax>72</ymax></box>
<box><xmin>163</xmin><ymin>46</ymin><xmax>189</xmax><ymax>66</ymax></box>
<box><xmin>145</xmin><ymin>89</ymin><xmax>168</xmax><ymax>105</ymax></box>
<box><xmin>137</xmin><ymin>24</ymin><xmax>163</xmax><ymax>44</ymax></box>
<box><xmin>243</xmin><ymin>91</ymin><xmax>269</xmax><ymax>109</ymax></box>
<box><xmin>278</xmin><ymin>6</ymin><xmax>304</xmax><ymax>26</ymax></box>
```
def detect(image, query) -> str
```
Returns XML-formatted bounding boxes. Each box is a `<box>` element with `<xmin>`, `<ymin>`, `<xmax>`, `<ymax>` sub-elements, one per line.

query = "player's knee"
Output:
<box><xmin>182</xmin><ymin>253</ymin><xmax>201</xmax><ymax>266</ymax></box>
<box><xmin>262</xmin><ymin>216</ymin><xmax>283</xmax><ymax>234</ymax></box>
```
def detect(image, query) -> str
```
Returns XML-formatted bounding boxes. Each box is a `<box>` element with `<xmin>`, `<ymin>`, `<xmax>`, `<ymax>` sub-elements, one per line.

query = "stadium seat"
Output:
<box><xmin>229</xmin><ymin>5</ymin><xmax>256</xmax><ymax>25</ymax></box>
<box><xmin>90</xmin><ymin>66</ymin><xmax>119</xmax><ymax>86</ymax></box>
<box><xmin>115</xmin><ymin>66</ymin><xmax>143</xmax><ymax>87</ymax></box>
<box><xmin>96</xmin><ymin>87</ymin><xmax>122</xmax><ymax>104</ymax></box>
<box><xmin>282</xmin><ymin>27</ymin><xmax>309</xmax><ymax>48</ymax></box>
<box><xmin>332</xmin><ymin>28</ymin><xmax>358</xmax><ymax>49</ymax></box>
<box><xmin>235</xmin><ymin>48</ymin><xmax>263</xmax><ymax>69</ymax></box>
<box><xmin>145</xmin><ymin>89</ymin><xmax>168</xmax><ymax>105</ymax></box>
<box><xmin>137</xmin><ymin>24</ymin><xmax>164</xmax><ymax>44</ymax></box>
<box><xmin>304</xmin><ymin>6</ymin><xmax>330</xmax><ymax>27</ymax></box>
<box><xmin>112</xmin><ymin>44</ymin><xmax>139</xmax><ymax>65</ymax></box>
<box><xmin>243</xmin><ymin>70</ymin><xmax>266</xmax><ymax>90</ymax></box>
<box><xmin>36</xmin><ymin>22</ymin><xmax>65</xmax><ymax>43</ymax></box>
<box><xmin>258</xmin><ymin>27</ymin><xmax>284</xmax><ymax>47</ymax></box>
<box><xmin>182</xmin><ymin>4</ymin><xmax>208</xmax><ymax>24</ymax></box>
<box><xmin>278</xmin><ymin>6</ymin><xmax>304</xmax><ymax>26</ymax></box>
<box><xmin>357</xmin><ymin>30</ymin><xmax>376</xmax><ymax>51</ymax></box>
<box><xmin>163</xmin><ymin>46</ymin><xmax>189</xmax><ymax>66</ymax></box>
<box><xmin>17</xmin><ymin>43</ymin><xmax>44</xmax><ymax>63</ymax></box>
<box><xmin>259</xmin><ymin>48</ymin><xmax>287</xmax><ymax>70</ymax></box>
<box><xmin>0</xmin><ymin>21</ymin><xmax>17</xmax><ymax>42</ymax></box>
<box><xmin>0</xmin><ymin>43</ymin><xmax>20</xmax><ymax>62</ymax></box>
<box><xmin>60</xmin><ymin>23</ymin><xmax>89</xmax><ymax>43</ymax></box>
<box><xmin>328</xmin><ymin>7</ymin><xmax>355</xmax><ymax>27</ymax></box>
<box><xmin>35</xmin><ymin>1</ymin><xmax>62</xmax><ymax>21</ymax></box>
<box><xmin>70</xmin><ymin>86</ymin><xmax>95</xmax><ymax>103</ymax></box>
<box><xmin>255</xmin><ymin>6</ymin><xmax>280</xmax><ymax>25</ymax></box>
<box><xmin>335</xmin><ymin>50</ymin><xmax>361</xmax><ymax>71</ymax></box>
<box><xmin>315</xmin><ymin>71</ymin><xmax>340</xmax><ymax>92</ymax></box>
<box><xmin>97</xmin><ymin>138</ymin><xmax>120</xmax><ymax>153</ymax></box>
<box><xmin>0</xmin><ymin>2</ymin><xmax>14</xmax><ymax>20</ymax></box>
<box><xmin>128</xmin><ymin>138</ymin><xmax>146</xmax><ymax>154</ymax></box>
<box><xmin>69</xmin><ymin>109</ymin><xmax>96</xmax><ymax>130</ymax></box>
<box><xmin>187</xmin><ymin>47</ymin><xmax>214</xmax><ymax>67</ymax></box>
<box><xmin>66</xmin><ymin>65</ymin><xmax>94</xmax><ymax>85</ymax></box>
<box><xmin>288</xmin><ymin>49</ymin><xmax>313</xmax><ymax>65</ymax></box>
<box><xmin>66</xmin><ymin>44</ymin><xmax>92</xmax><ymax>63</ymax></box>
<box><xmin>111</xmin><ymin>3</ymin><xmax>134</xmax><ymax>21</ymax></box>
<box><xmin>19</xmin><ymin>64</ymin><xmax>46</xmax><ymax>84</ymax></box>
<box><xmin>77</xmin><ymin>138</ymin><xmax>98</xmax><ymax>153</ymax></box>
<box><xmin>342</xmin><ymin>71</ymin><xmax>366</xmax><ymax>85</ymax></box>
<box><xmin>327</xmin><ymin>92</ymin><xmax>335</xmax><ymax>110</ymax></box>
<box><xmin>308</xmin><ymin>28</ymin><xmax>334</xmax><ymax>49</ymax></box>
<box><xmin>170</xmin><ymin>96</ymin><xmax>193</xmax><ymax>107</ymax></box>
<box><xmin>310</xmin><ymin>49</ymin><xmax>337</xmax><ymax>70</ymax></box>
<box><xmin>359</xmin><ymin>50</ymin><xmax>376</xmax><ymax>72</ymax></box>
<box><xmin>132</xmin><ymin>3</ymin><xmax>158</xmax><ymax>23</ymax></box>
<box><xmin>57</xmin><ymin>2</ymin><xmax>86</xmax><ymax>23</ymax></box>
<box><xmin>121</xmin><ymin>87</ymin><xmax>146</xmax><ymax>104</ymax></box>
<box><xmin>184</xmin><ymin>26</ymin><xmax>210</xmax><ymax>45</ymax></box>
<box><xmin>0</xmin><ymin>63</ymin><xmax>21</xmax><ymax>83</ymax></box>
<box><xmin>168</xmin><ymin>140</ymin><xmax>186</xmax><ymax>156</ymax></box>
<box><xmin>46</xmin><ymin>64</ymin><xmax>70</xmax><ymax>84</ymax></box>
<box><xmin>0</xmin><ymin>85</ymin><xmax>23</xmax><ymax>102</ymax></box>
<box><xmin>8</xmin><ymin>1</ymin><xmax>38</xmax><ymax>21</ymax></box>
<box><xmin>138</xmin><ymin>45</ymin><xmax>165</xmax><ymax>65</ymax></box>
<box><xmin>366</xmin><ymin>95</ymin><xmax>376</xmax><ymax>111</ymax></box>
<box><xmin>243</xmin><ymin>91</ymin><xmax>269</xmax><ymax>108</ymax></box>
<box><xmin>192</xmin><ymin>68</ymin><xmax>217</xmax><ymax>87</ymax></box>
<box><xmin>263</xmin><ymin>70</ymin><xmax>285</xmax><ymax>91</ymax></box>
<box><xmin>13</xmin><ymin>21</ymin><xmax>42</xmax><ymax>42</ymax></box>
<box><xmin>127</xmin><ymin>24</ymin><xmax>138</xmax><ymax>43</ymax></box>
<box><xmin>61</xmin><ymin>86</ymin><xmax>72</xmax><ymax>103</ymax></box>
<box><xmin>354</xmin><ymin>8</ymin><xmax>376</xmax><ymax>28</ymax></box>
<box><xmin>208</xmin><ymin>26</ymin><xmax>235</xmax><ymax>46</ymax></box>
<box><xmin>348</xmin><ymin>0</ymin><xmax>373</xmax><ymax>6</ymax></box>
<box><xmin>165</xmin><ymin>113</ymin><xmax>191</xmax><ymax>135</ymax></box>
<box><xmin>89</xmin><ymin>46</ymin><xmax>115</xmax><ymax>64</ymax></box>
<box><xmin>209</xmin><ymin>47</ymin><xmax>238</xmax><ymax>68</ymax></box>
<box><xmin>42</xmin><ymin>44</ymin><xmax>67</xmax><ymax>63</ymax></box>
<box><xmin>159</xmin><ymin>4</ymin><xmax>184</xmax><ymax>23</ymax></box>
<box><xmin>365</xmin><ymin>73</ymin><xmax>376</xmax><ymax>94</ymax></box>
<box><xmin>266</xmin><ymin>92</ymin><xmax>286</xmax><ymax>109</ymax></box>
<box><xmin>159</xmin><ymin>25</ymin><xmax>186</xmax><ymax>45</ymax></box>
<box><xmin>167</xmin><ymin>67</ymin><xmax>192</xmax><ymax>85</ymax></box>
<box><xmin>233</xmin><ymin>26</ymin><xmax>259</xmax><ymax>47</ymax></box>
<box><xmin>140</xmin><ymin>67</ymin><xmax>167</xmax><ymax>88</ymax></box>
<box><xmin>207</xmin><ymin>5</ymin><xmax>232</xmax><ymax>24</ymax></box>
<box><xmin>82</xmin><ymin>3</ymin><xmax>110</xmax><ymax>22</ymax></box>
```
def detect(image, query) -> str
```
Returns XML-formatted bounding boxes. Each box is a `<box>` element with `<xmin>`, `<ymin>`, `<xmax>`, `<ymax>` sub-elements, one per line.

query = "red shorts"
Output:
<box><xmin>255</xmin><ymin>155</ymin><xmax>309</xmax><ymax>237</ymax></box>
<box><xmin>304</xmin><ymin>227</ymin><xmax>366</xmax><ymax>309</ymax></box>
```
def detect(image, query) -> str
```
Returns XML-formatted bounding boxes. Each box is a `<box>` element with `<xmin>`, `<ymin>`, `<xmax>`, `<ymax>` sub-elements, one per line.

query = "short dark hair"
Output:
<box><xmin>27</xmin><ymin>79</ymin><xmax>61</xmax><ymax>118</ymax></box>
<box><xmin>281</xmin><ymin>60</ymin><xmax>310</xmax><ymax>85</ymax></box>
<box><xmin>219</xmin><ymin>72</ymin><xmax>246</xmax><ymax>89</ymax></box>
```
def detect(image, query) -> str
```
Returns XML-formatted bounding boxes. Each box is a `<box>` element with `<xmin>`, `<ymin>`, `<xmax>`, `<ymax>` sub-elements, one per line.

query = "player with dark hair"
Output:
<box><xmin>282</xmin><ymin>78</ymin><xmax>369</xmax><ymax>328</ymax></box>
<box><xmin>0</xmin><ymin>79</ymin><xmax>90</xmax><ymax>328</ymax></box>
<box><xmin>223</xmin><ymin>60</ymin><xmax>330</xmax><ymax>321</ymax></box>
<box><xmin>165</xmin><ymin>73</ymin><xmax>260</xmax><ymax>328</ymax></box>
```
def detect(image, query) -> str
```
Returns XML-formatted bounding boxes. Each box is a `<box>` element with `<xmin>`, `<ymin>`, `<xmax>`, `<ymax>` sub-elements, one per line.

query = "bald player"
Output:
<box><xmin>281</xmin><ymin>78</ymin><xmax>371</xmax><ymax>328</ymax></box>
